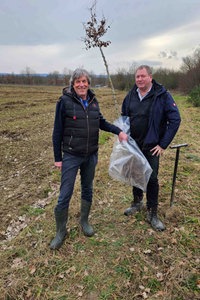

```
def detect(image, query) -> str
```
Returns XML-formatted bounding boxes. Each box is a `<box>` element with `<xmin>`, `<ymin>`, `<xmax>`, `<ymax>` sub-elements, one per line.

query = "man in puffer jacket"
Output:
<box><xmin>122</xmin><ymin>65</ymin><xmax>181</xmax><ymax>231</ymax></box>
<box><xmin>50</xmin><ymin>68</ymin><xmax>128</xmax><ymax>250</ymax></box>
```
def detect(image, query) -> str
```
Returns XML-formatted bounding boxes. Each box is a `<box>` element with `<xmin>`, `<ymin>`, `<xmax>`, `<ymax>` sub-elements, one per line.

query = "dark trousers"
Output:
<box><xmin>56</xmin><ymin>152</ymin><xmax>98</xmax><ymax>211</ymax></box>
<box><xmin>133</xmin><ymin>149</ymin><xmax>159</xmax><ymax>209</ymax></box>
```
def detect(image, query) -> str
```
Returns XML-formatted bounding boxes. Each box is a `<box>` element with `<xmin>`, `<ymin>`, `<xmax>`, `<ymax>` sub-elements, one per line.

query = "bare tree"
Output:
<box><xmin>179</xmin><ymin>47</ymin><xmax>200</xmax><ymax>92</ymax></box>
<box><xmin>82</xmin><ymin>0</ymin><xmax>119</xmax><ymax>115</ymax></box>
<box><xmin>21</xmin><ymin>66</ymin><xmax>35</xmax><ymax>85</ymax></box>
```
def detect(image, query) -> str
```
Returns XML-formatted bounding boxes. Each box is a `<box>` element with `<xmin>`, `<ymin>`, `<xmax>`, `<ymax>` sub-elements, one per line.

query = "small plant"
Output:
<box><xmin>187</xmin><ymin>85</ymin><xmax>200</xmax><ymax>107</ymax></box>
<box><xmin>147</xmin><ymin>278</ymin><xmax>162</xmax><ymax>292</ymax></box>
<box><xmin>135</xmin><ymin>212</ymin><xmax>144</xmax><ymax>222</ymax></box>
<box><xmin>186</xmin><ymin>153</ymin><xmax>200</xmax><ymax>162</ymax></box>
<box><xmin>100</xmin><ymin>284</ymin><xmax>117</xmax><ymax>299</ymax></box>
<box><xmin>69</xmin><ymin>227</ymin><xmax>79</xmax><ymax>240</ymax></box>
<box><xmin>20</xmin><ymin>205</ymin><xmax>44</xmax><ymax>216</ymax></box>
<box><xmin>115</xmin><ymin>263</ymin><xmax>132</xmax><ymax>279</ymax></box>
<box><xmin>42</xmin><ymin>187</ymin><xmax>53</xmax><ymax>198</ymax></box>
<box><xmin>73</xmin><ymin>241</ymin><xmax>86</xmax><ymax>251</ymax></box>
<box><xmin>183</xmin><ymin>273</ymin><xmax>200</xmax><ymax>291</ymax></box>
<box><xmin>184</xmin><ymin>216</ymin><xmax>199</xmax><ymax>224</ymax></box>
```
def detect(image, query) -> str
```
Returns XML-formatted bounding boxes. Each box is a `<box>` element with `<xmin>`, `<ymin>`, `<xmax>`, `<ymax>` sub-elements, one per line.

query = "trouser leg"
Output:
<box><xmin>145</xmin><ymin>150</ymin><xmax>165</xmax><ymax>231</ymax></box>
<box><xmin>79</xmin><ymin>153</ymin><xmax>97</xmax><ymax>236</ymax></box>
<box><xmin>145</xmin><ymin>150</ymin><xmax>159</xmax><ymax>209</ymax></box>
<box><xmin>80</xmin><ymin>152</ymin><xmax>97</xmax><ymax>203</ymax></box>
<box><xmin>56</xmin><ymin>153</ymin><xmax>80</xmax><ymax>210</ymax></box>
<box><xmin>50</xmin><ymin>153</ymin><xmax>80</xmax><ymax>249</ymax></box>
<box><xmin>146</xmin><ymin>178</ymin><xmax>159</xmax><ymax>209</ymax></box>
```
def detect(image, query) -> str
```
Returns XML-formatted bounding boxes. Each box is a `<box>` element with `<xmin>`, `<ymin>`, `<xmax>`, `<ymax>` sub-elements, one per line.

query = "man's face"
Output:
<box><xmin>73</xmin><ymin>76</ymin><xmax>89</xmax><ymax>99</ymax></box>
<box><xmin>135</xmin><ymin>68</ymin><xmax>152</xmax><ymax>92</ymax></box>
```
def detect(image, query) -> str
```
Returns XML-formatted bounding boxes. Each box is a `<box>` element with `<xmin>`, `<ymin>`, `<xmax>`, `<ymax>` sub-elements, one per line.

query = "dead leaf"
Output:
<box><xmin>143</xmin><ymin>249</ymin><xmax>151</xmax><ymax>254</ymax></box>
<box><xmin>139</xmin><ymin>285</ymin><xmax>145</xmax><ymax>290</ymax></box>
<box><xmin>156</xmin><ymin>272</ymin><xmax>164</xmax><ymax>281</ymax></box>
<box><xmin>29</xmin><ymin>265</ymin><xmax>36</xmax><ymax>274</ymax></box>
<box><xmin>142</xmin><ymin>291</ymin><xmax>148</xmax><ymax>299</ymax></box>
<box><xmin>11</xmin><ymin>258</ymin><xmax>25</xmax><ymax>269</ymax></box>
<box><xmin>144</xmin><ymin>266</ymin><xmax>148</xmax><ymax>272</ymax></box>
<box><xmin>26</xmin><ymin>289</ymin><xmax>32</xmax><ymax>297</ymax></box>
<box><xmin>66</xmin><ymin>266</ymin><xmax>76</xmax><ymax>274</ymax></box>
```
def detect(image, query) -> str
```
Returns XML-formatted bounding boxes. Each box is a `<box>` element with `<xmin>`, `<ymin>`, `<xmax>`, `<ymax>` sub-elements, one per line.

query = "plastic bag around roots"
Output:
<box><xmin>109</xmin><ymin>116</ymin><xmax>152</xmax><ymax>192</ymax></box>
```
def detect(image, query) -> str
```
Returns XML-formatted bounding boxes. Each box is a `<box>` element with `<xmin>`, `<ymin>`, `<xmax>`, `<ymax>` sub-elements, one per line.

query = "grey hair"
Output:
<box><xmin>135</xmin><ymin>65</ymin><xmax>153</xmax><ymax>76</ymax></box>
<box><xmin>69</xmin><ymin>68</ymin><xmax>91</xmax><ymax>89</ymax></box>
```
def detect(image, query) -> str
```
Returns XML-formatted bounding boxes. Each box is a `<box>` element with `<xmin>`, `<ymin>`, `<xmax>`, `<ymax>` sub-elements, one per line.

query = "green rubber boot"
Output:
<box><xmin>80</xmin><ymin>200</ymin><xmax>94</xmax><ymax>237</ymax></box>
<box><xmin>50</xmin><ymin>208</ymin><xmax>68</xmax><ymax>250</ymax></box>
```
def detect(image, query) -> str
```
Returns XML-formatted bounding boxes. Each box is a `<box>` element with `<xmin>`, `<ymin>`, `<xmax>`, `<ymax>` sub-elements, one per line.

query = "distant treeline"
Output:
<box><xmin>1</xmin><ymin>48</ymin><xmax>200</xmax><ymax>94</ymax></box>
<box><xmin>0</xmin><ymin>72</ymin><xmax>108</xmax><ymax>89</ymax></box>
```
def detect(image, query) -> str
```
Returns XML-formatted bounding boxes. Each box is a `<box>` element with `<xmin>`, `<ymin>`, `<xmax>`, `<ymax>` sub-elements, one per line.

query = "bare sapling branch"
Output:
<box><xmin>82</xmin><ymin>0</ymin><xmax>120</xmax><ymax>116</ymax></box>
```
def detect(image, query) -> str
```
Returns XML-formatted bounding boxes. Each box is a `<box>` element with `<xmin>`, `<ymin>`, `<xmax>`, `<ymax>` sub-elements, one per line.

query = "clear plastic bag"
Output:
<box><xmin>109</xmin><ymin>116</ymin><xmax>152</xmax><ymax>191</ymax></box>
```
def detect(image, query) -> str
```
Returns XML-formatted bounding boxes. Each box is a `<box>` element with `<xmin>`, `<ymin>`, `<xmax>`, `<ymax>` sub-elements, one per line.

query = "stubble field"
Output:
<box><xmin>0</xmin><ymin>84</ymin><xmax>199</xmax><ymax>299</ymax></box>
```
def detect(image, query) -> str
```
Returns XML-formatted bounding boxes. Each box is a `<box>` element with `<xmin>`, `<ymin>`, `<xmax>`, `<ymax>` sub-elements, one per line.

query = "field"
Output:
<box><xmin>0</xmin><ymin>85</ymin><xmax>199</xmax><ymax>300</ymax></box>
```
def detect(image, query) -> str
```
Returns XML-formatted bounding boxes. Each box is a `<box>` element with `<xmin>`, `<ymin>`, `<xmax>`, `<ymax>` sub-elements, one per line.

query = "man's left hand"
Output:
<box><xmin>150</xmin><ymin>145</ymin><xmax>164</xmax><ymax>156</ymax></box>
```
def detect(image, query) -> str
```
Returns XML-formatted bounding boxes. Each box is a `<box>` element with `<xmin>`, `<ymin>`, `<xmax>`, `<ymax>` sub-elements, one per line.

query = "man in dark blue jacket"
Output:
<box><xmin>122</xmin><ymin>65</ymin><xmax>181</xmax><ymax>231</ymax></box>
<box><xmin>50</xmin><ymin>68</ymin><xmax>128</xmax><ymax>250</ymax></box>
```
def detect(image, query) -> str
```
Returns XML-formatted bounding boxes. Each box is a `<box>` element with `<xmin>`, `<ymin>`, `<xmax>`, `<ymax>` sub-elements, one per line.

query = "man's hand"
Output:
<box><xmin>118</xmin><ymin>131</ymin><xmax>128</xmax><ymax>142</ymax></box>
<box><xmin>150</xmin><ymin>145</ymin><xmax>164</xmax><ymax>156</ymax></box>
<box><xmin>54</xmin><ymin>161</ymin><xmax>62</xmax><ymax>170</ymax></box>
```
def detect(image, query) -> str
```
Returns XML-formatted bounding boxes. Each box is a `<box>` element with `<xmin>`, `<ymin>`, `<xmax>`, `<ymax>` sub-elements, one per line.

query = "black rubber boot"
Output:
<box><xmin>147</xmin><ymin>207</ymin><xmax>165</xmax><ymax>231</ymax></box>
<box><xmin>80</xmin><ymin>200</ymin><xmax>94</xmax><ymax>237</ymax></box>
<box><xmin>49</xmin><ymin>208</ymin><xmax>68</xmax><ymax>250</ymax></box>
<box><xmin>124</xmin><ymin>196</ymin><xmax>144</xmax><ymax>216</ymax></box>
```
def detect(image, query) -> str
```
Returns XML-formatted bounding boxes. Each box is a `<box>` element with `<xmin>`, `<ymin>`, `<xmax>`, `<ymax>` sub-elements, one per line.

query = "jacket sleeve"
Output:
<box><xmin>121</xmin><ymin>92</ymin><xmax>130</xmax><ymax>116</ymax></box>
<box><xmin>159</xmin><ymin>93</ymin><xmax>181</xmax><ymax>149</ymax></box>
<box><xmin>52</xmin><ymin>98</ymin><xmax>65</xmax><ymax>162</ymax></box>
<box><xmin>99</xmin><ymin>112</ymin><xmax>122</xmax><ymax>135</ymax></box>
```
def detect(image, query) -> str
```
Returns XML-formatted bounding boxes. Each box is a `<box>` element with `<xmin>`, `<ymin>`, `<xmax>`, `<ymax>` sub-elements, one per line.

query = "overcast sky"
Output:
<box><xmin>0</xmin><ymin>0</ymin><xmax>200</xmax><ymax>74</ymax></box>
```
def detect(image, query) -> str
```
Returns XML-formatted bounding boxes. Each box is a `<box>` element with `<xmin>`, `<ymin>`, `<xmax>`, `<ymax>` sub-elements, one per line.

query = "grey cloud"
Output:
<box><xmin>1</xmin><ymin>0</ymin><xmax>200</xmax><ymax>46</ymax></box>
<box><xmin>159</xmin><ymin>51</ymin><xmax>167</xmax><ymax>58</ymax></box>
<box><xmin>159</xmin><ymin>50</ymin><xmax>178</xmax><ymax>59</ymax></box>
<box><xmin>0</xmin><ymin>0</ymin><xmax>88</xmax><ymax>45</ymax></box>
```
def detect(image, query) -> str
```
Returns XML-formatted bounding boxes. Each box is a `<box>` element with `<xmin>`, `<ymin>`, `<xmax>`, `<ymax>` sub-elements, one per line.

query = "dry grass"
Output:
<box><xmin>0</xmin><ymin>85</ymin><xmax>199</xmax><ymax>300</ymax></box>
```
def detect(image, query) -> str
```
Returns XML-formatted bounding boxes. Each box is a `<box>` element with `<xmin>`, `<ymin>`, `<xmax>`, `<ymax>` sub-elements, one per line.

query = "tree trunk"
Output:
<box><xmin>99</xmin><ymin>47</ymin><xmax>120</xmax><ymax>117</ymax></box>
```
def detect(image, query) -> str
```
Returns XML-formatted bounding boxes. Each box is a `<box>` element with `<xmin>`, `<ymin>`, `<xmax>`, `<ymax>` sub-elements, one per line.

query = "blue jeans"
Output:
<box><xmin>56</xmin><ymin>152</ymin><xmax>98</xmax><ymax>211</ymax></box>
<box><xmin>133</xmin><ymin>149</ymin><xmax>159</xmax><ymax>209</ymax></box>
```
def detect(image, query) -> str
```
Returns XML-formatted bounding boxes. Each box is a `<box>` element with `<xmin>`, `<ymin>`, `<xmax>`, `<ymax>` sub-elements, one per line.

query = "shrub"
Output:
<box><xmin>187</xmin><ymin>85</ymin><xmax>200</xmax><ymax>107</ymax></box>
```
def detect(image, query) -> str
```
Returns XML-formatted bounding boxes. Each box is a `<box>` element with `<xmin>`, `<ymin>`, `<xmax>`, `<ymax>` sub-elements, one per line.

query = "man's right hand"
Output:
<box><xmin>54</xmin><ymin>161</ymin><xmax>62</xmax><ymax>170</ymax></box>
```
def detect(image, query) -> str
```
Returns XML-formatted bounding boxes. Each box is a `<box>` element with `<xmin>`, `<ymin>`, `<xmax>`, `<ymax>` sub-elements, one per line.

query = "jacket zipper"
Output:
<box><xmin>73</xmin><ymin>95</ymin><xmax>95</xmax><ymax>155</ymax></box>
<box><xmin>85</xmin><ymin>96</ymin><xmax>94</xmax><ymax>154</ymax></box>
